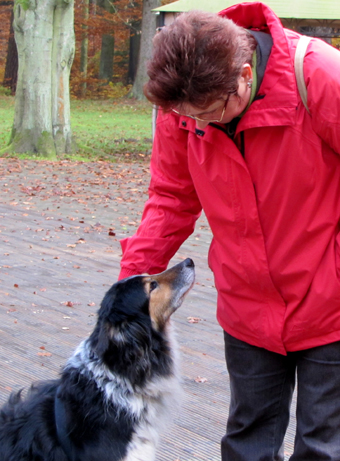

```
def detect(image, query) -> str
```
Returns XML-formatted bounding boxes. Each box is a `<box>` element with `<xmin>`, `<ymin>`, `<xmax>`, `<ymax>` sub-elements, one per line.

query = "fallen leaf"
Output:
<box><xmin>195</xmin><ymin>376</ymin><xmax>208</xmax><ymax>383</ymax></box>
<box><xmin>37</xmin><ymin>352</ymin><xmax>52</xmax><ymax>357</ymax></box>
<box><xmin>63</xmin><ymin>301</ymin><xmax>74</xmax><ymax>307</ymax></box>
<box><xmin>187</xmin><ymin>316</ymin><xmax>202</xmax><ymax>323</ymax></box>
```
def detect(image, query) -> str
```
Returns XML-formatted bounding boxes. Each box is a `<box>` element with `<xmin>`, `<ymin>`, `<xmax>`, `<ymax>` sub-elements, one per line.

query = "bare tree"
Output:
<box><xmin>130</xmin><ymin>0</ymin><xmax>159</xmax><ymax>99</ymax></box>
<box><xmin>2</xmin><ymin>0</ymin><xmax>75</xmax><ymax>158</ymax></box>
<box><xmin>80</xmin><ymin>0</ymin><xmax>89</xmax><ymax>98</ymax></box>
<box><xmin>98</xmin><ymin>0</ymin><xmax>115</xmax><ymax>82</ymax></box>
<box><xmin>3</xmin><ymin>8</ymin><xmax>18</xmax><ymax>94</ymax></box>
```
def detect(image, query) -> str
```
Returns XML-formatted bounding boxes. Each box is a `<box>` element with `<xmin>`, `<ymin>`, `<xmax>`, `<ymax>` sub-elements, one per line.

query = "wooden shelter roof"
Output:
<box><xmin>153</xmin><ymin>0</ymin><xmax>340</xmax><ymax>20</ymax></box>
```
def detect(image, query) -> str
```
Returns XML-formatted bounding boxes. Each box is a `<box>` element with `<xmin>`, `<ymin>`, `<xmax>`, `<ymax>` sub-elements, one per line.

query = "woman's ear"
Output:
<box><xmin>241</xmin><ymin>63</ymin><xmax>253</xmax><ymax>83</ymax></box>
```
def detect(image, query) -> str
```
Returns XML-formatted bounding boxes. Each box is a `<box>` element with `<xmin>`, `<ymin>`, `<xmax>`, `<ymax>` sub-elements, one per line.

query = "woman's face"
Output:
<box><xmin>174</xmin><ymin>64</ymin><xmax>253</xmax><ymax>130</ymax></box>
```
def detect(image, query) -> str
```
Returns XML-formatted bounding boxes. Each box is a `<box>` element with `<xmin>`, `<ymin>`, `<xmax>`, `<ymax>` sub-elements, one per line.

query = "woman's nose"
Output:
<box><xmin>195</xmin><ymin>119</ymin><xmax>210</xmax><ymax>130</ymax></box>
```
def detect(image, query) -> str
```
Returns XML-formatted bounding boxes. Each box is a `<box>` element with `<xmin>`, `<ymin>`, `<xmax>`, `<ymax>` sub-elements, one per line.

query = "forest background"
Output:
<box><xmin>2</xmin><ymin>0</ymin><xmax>340</xmax><ymax>160</ymax></box>
<box><xmin>0</xmin><ymin>0</ymin><xmax>168</xmax><ymax>98</ymax></box>
<box><xmin>0</xmin><ymin>0</ymin><xmax>173</xmax><ymax>160</ymax></box>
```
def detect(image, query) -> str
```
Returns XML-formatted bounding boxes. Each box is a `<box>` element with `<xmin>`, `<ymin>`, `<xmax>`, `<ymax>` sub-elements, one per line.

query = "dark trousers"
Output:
<box><xmin>222</xmin><ymin>331</ymin><xmax>340</xmax><ymax>461</ymax></box>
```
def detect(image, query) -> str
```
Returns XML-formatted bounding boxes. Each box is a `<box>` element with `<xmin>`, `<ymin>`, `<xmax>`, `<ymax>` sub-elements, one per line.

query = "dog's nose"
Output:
<box><xmin>183</xmin><ymin>258</ymin><xmax>194</xmax><ymax>268</ymax></box>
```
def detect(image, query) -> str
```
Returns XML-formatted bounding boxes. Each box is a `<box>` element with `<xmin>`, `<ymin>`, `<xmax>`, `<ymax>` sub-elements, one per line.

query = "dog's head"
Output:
<box><xmin>89</xmin><ymin>259</ymin><xmax>195</xmax><ymax>381</ymax></box>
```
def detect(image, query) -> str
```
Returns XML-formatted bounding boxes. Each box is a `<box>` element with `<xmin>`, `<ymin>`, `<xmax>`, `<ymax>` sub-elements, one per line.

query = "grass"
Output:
<box><xmin>0</xmin><ymin>96</ymin><xmax>14</xmax><ymax>152</ymax></box>
<box><xmin>0</xmin><ymin>95</ymin><xmax>153</xmax><ymax>162</ymax></box>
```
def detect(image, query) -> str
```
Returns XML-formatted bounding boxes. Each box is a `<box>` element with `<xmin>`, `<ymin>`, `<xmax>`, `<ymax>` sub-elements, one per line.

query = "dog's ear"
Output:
<box><xmin>93</xmin><ymin>321</ymin><xmax>111</xmax><ymax>357</ymax></box>
<box><xmin>91</xmin><ymin>284</ymin><xmax>134</xmax><ymax>356</ymax></box>
<box><xmin>90</xmin><ymin>287</ymin><xmax>119</xmax><ymax>358</ymax></box>
<box><xmin>98</xmin><ymin>286</ymin><xmax>119</xmax><ymax>321</ymax></box>
<box><xmin>98</xmin><ymin>278</ymin><xmax>150</xmax><ymax>323</ymax></box>
<box><xmin>91</xmin><ymin>278</ymin><xmax>152</xmax><ymax>356</ymax></box>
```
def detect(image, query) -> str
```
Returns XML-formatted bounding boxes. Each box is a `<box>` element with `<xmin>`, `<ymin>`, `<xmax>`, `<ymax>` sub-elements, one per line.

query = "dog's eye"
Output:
<box><xmin>149</xmin><ymin>281</ymin><xmax>158</xmax><ymax>292</ymax></box>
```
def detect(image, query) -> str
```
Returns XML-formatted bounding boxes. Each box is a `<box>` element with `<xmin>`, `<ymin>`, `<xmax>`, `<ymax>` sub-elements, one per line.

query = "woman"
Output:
<box><xmin>119</xmin><ymin>2</ymin><xmax>340</xmax><ymax>460</ymax></box>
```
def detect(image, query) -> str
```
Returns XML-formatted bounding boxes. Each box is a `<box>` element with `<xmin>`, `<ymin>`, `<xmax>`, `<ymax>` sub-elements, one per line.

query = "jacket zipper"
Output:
<box><xmin>210</xmin><ymin>123</ymin><xmax>245</xmax><ymax>157</ymax></box>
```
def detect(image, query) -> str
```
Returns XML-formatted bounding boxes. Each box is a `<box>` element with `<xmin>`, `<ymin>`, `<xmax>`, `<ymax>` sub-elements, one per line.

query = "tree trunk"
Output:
<box><xmin>3</xmin><ymin>9</ymin><xmax>18</xmax><ymax>94</ymax></box>
<box><xmin>130</xmin><ymin>0</ymin><xmax>160</xmax><ymax>100</ymax></box>
<box><xmin>98</xmin><ymin>0</ymin><xmax>114</xmax><ymax>82</ymax></box>
<box><xmin>99</xmin><ymin>34</ymin><xmax>115</xmax><ymax>81</ymax></box>
<box><xmin>128</xmin><ymin>20</ymin><xmax>141</xmax><ymax>84</ymax></box>
<box><xmin>80</xmin><ymin>0</ymin><xmax>89</xmax><ymax>98</ymax></box>
<box><xmin>5</xmin><ymin>0</ymin><xmax>75</xmax><ymax>158</ymax></box>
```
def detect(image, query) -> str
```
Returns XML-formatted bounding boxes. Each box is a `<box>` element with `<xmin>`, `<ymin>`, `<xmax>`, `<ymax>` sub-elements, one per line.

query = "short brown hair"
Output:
<box><xmin>144</xmin><ymin>10</ymin><xmax>256</xmax><ymax>110</ymax></box>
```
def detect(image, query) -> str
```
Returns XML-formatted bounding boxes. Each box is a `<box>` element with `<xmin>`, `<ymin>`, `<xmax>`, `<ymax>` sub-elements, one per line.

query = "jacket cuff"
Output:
<box><xmin>118</xmin><ymin>268</ymin><xmax>141</xmax><ymax>281</ymax></box>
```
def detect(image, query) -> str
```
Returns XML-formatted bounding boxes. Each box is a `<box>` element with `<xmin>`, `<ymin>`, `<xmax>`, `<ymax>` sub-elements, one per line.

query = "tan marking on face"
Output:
<box><xmin>146</xmin><ymin>282</ymin><xmax>173</xmax><ymax>330</ymax></box>
<box><xmin>142</xmin><ymin>263</ymin><xmax>194</xmax><ymax>330</ymax></box>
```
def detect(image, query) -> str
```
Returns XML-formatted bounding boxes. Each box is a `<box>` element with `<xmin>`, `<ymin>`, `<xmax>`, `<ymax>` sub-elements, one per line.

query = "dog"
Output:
<box><xmin>0</xmin><ymin>258</ymin><xmax>195</xmax><ymax>461</ymax></box>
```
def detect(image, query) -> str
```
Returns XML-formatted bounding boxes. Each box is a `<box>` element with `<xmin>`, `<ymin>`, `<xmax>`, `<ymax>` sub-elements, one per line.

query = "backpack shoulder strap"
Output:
<box><xmin>294</xmin><ymin>35</ymin><xmax>312</xmax><ymax>114</ymax></box>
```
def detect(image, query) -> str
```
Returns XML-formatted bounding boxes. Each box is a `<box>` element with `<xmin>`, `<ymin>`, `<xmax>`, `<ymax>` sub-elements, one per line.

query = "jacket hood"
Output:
<box><xmin>219</xmin><ymin>2</ymin><xmax>300</xmax><ymax>130</ymax></box>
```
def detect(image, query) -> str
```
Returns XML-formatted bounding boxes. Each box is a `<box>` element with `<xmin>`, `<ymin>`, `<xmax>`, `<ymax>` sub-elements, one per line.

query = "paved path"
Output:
<box><xmin>0</xmin><ymin>158</ymin><xmax>295</xmax><ymax>460</ymax></box>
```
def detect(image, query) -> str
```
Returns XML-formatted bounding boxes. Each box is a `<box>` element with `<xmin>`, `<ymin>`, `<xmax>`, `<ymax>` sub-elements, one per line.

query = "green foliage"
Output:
<box><xmin>71</xmin><ymin>98</ymin><xmax>153</xmax><ymax>161</ymax></box>
<box><xmin>0</xmin><ymin>86</ymin><xmax>11</xmax><ymax>96</ymax></box>
<box><xmin>0</xmin><ymin>96</ymin><xmax>14</xmax><ymax>150</ymax></box>
<box><xmin>0</xmin><ymin>96</ymin><xmax>153</xmax><ymax>161</ymax></box>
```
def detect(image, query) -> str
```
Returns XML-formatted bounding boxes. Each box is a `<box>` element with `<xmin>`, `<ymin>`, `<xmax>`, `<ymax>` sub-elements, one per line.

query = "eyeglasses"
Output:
<box><xmin>171</xmin><ymin>95</ymin><xmax>231</xmax><ymax>122</ymax></box>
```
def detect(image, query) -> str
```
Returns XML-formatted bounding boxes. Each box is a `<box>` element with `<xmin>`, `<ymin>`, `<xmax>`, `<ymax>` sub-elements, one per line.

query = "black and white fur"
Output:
<box><xmin>0</xmin><ymin>258</ymin><xmax>195</xmax><ymax>461</ymax></box>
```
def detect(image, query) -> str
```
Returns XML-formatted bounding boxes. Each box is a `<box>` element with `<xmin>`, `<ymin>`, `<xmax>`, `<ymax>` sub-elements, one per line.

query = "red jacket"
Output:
<box><xmin>119</xmin><ymin>2</ymin><xmax>340</xmax><ymax>354</ymax></box>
